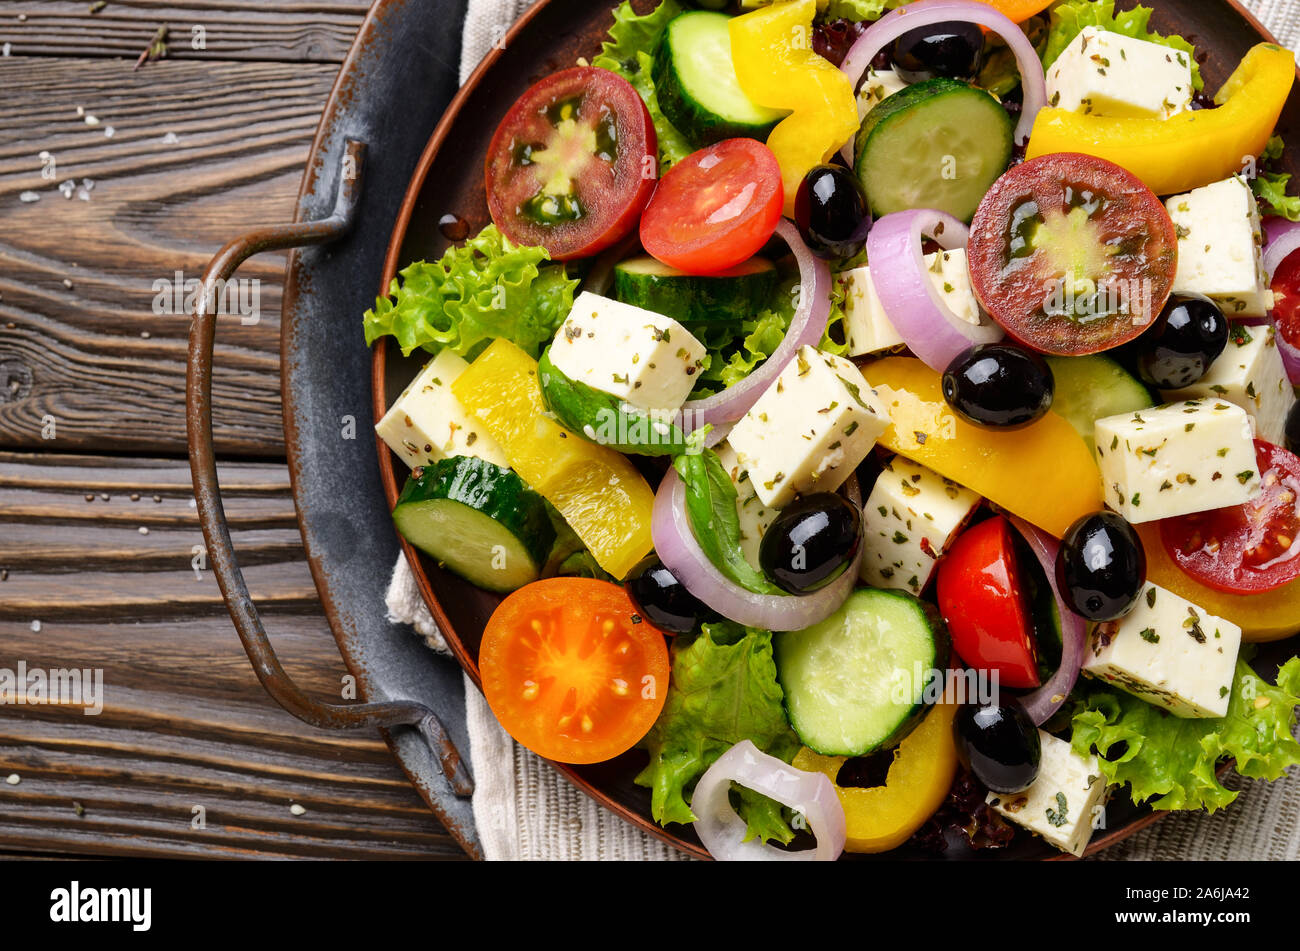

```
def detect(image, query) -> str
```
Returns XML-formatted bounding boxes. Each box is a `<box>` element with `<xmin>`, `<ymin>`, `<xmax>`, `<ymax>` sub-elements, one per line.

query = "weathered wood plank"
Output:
<box><xmin>0</xmin><ymin>452</ymin><xmax>467</xmax><ymax>859</ymax></box>
<box><xmin>0</xmin><ymin>56</ymin><xmax>348</xmax><ymax>457</ymax></box>
<box><xmin>0</xmin><ymin>1</ymin><xmax>369</xmax><ymax>64</ymax></box>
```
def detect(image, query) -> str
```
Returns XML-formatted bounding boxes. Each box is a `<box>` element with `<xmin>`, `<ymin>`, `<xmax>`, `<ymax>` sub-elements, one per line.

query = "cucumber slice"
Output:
<box><xmin>393</xmin><ymin>456</ymin><xmax>555</xmax><ymax>593</ymax></box>
<box><xmin>652</xmin><ymin>10</ymin><xmax>787</xmax><ymax>146</ymax></box>
<box><xmin>612</xmin><ymin>255</ymin><xmax>778</xmax><ymax>326</ymax></box>
<box><xmin>1046</xmin><ymin>355</ymin><xmax>1156</xmax><ymax>456</ymax></box>
<box><xmin>538</xmin><ymin>348</ymin><xmax>689</xmax><ymax>456</ymax></box>
<box><xmin>854</xmin><ymin>78</ymin><xmax>1013</xmax><ymax>224</ymax></box>
<box><xmin>775</xmin><ymin>588</ymin><xmax>949</xmax><ymax>757</ymax></box>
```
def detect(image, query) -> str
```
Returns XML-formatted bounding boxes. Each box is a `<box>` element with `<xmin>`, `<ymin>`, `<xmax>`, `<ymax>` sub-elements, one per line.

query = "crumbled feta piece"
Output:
<box><xmin>838</xmin><ymin>249</ymin><xmax>980</xmax><ymax>357</ymax></box>
<box><xmin>1094</xmin><ymin>399</ymin><xmax>1261</xmax><ymax>523</ymax></box>
<box><xmin>375</xmin><ymin>349</ymin><xmax>510</xmax><ymax>470</ymax></box>
<box><xmin>1046</xmin><ymin>26</ymin><xmax>1193</xmax><ymax>120</ymax></box>
<box><xmin>728</xmin><ymin>346</ymin><xmax>889</xmax><ymax>508</ymax></box>
<box><xmin>1165</xmin><ymin>177</ymin><xmax>1272</xmax><ymax>317</ymax></box>
<box><xmin>987</xmin><ymin>731</ymin><xmax>1108</xmax><ymax>857</ymax></box>
<box><xmin>856</xmin><ymin>67</ymin><xmax>909</xmax><ymax>121</ymax></box>
<box><xmin>1162</xmin><ymin>324</ymin><xmax>1296</xmax><ymax>446</ymax></box>
<box><xmin>715</xmin><ymin>443</ymin><xmax>778</xmax><ymax>571</ymax></box>
<box><xmin>859</xmin><ymin>456</ymin><xmax>981</xmax><ymax>595</ymax></box>
<box><xmin>1083</xmin><ymin>582</ymin><xmax>1242</xmax><ymax>718</ymax></box>
<box><xmin>548</xmin><ymin>292</ymin><xmax>707</xmax><ymax>412</ymax></box>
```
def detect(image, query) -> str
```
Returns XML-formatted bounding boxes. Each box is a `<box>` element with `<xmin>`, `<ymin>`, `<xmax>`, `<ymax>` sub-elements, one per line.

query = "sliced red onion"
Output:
<box><xmin>839</xmin><ymin>0</ymin><xmax>1046</xmax><ymax>150</ymax></box>
<box><xmin>867</xmin><ymin>209</ymin><xmax>1003</xmax><ymax>371</ymax></box>
<box><xmin>651</xmin><ymin>468</ymin><xmax>862</xmax><ymax>631</ymax></box>
<box><xmin>1009</xmin><ymin>516</ymin><xmax>1087</xmax><ymax>727</ymax></box>
<box><xmin>692</xmin><ymin>740</ymin><xmax>846</xmax><ymax>861</ymax></box>
<box><xmin>681</xmin><ymin>220</ymin><xmax>831</xmax><ymax>447</ymax></box>
<box><xmin>1262</xmin><ymin>218</ymin><xmax>1300</xmax><ymax>383</ymax></box>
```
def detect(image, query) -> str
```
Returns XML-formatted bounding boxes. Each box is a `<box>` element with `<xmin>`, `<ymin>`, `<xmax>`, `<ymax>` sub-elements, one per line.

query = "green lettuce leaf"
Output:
<box><xmin>821</xmin><ymin>0</ymin><xmax>909</xmax><ymax>21</ymax></box>
<box><xmin>1042</xmin><ymin>0</ymin><xmax>1203</xmax><ymax>92</ymax></box>
<box><xmin>1252</xmin><ymin>136</ymin><xmax>1300</xmax><ymax>220</ymax></box>
<box><xmin>1071</xmin><ymin>657</ymin><xmax>1300</xmax><ymax>812</ymax></box>
<box><xmin>591</xmin><ymin>0</ymin><xmax>693</xmax><ymax>171</ymax></box>
<box><xmin>362</xmin><ymin>225</ymin><xmax>578</xmax><ymax>360</ymax></box>
<box><xmin>636</xmin><ymin>621</ymin><xmax>802</xmax><ymax>843</ymax></box>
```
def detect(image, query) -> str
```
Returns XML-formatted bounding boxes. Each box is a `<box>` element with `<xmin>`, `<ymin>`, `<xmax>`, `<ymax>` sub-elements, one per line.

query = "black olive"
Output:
<box><xmin>954</xmin><ymin>700</ymin><xmax>1041</xmax><ymax>795</ymax></box>
<box><xmin>759</xmin><ymin>493</ymin><xmax>862</xmax><ymax>595</ymax></box>
<box><xmin>893</xmin><ymin>21</ymin><xmax>984</xmax><ymax>81</ymax></box>
<box><xmin>1132</xmin><ymin>293</ymin><xmax>1229</xmax><ymax>389</ymax></box>
<box><xmin>625</xmin><ymin>558</ymin><xmax>713</xmax><ymax>634</ymax></box>
<box><xmin>1288</xmin><ymin>401</ymin><xmax>1300</xmax><ymax>456</ymax></box>
<box><xmin>1055</xmin><ymin>512</ymin><xmax>1147</xmax><ymax>622</ymax></box>
<box><xmin>942</xmin><ymin>343</ymin><xmax>1055</xmax><ymax>430</ymax></box>
<box><xmin>794</xmin><ymin>164</ymin><xmax>871</xmax><ymax>261</ymax></box>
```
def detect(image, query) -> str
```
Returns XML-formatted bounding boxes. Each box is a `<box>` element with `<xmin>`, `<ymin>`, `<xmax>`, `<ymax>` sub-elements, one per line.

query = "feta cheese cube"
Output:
<box><xmin>1046</xmin><ymin>26</ymin><xmax>1193</xmax><ymax>120</ymax></box>
<box><xmin>838</xmin><ymin>249</ymin><xmax>981</xmax><ymax>357</ymax></box>
<box><xmin>1162</xmin><ymin>324</ymin><xmax>1296</xmax><ymax>446</ymax></box>
<box><xmin>859</xmin><ymin>456</ymin><xmax>981</xmax><ymax>595</ymax></box>
<box><xmin>548</xmin><ymin>292</ymin><xmax>707</xmax><ymax>412</ymax></box>
<box><xmin>987</xmin><ymin>731</ymin><xmax>1107</xmax><ymax>857</ymax></box>
<box><xmin>375</xmin><ymin>350</ymin><xmax>510</xmax><ymax>470</ymax></box>
<box><xmin>715</xmin><ymin>443</ymin><xmax>778</xmax><ymax>571</ymax></box>
<box><xmin>728</xmin><ymin>346</ymin><xmax>889</xmax><ymax>508</ymax></box>
<box><xmin>856</xmin><ymin>67</ymin><xmax>909</xmax><ymax>121</ymax></box>
<box><xmin>1083</xmin><ymin>582</ymin><xmax>1242</xmax><ymax>717</ymax></box>
<box><xmin>1094</xmin><ymin>399</ymin><xmax>1261</xmax><ymax>523</ymax></box>
<box><xmin>1166</xmin><ymin>177</ymin><xmax>1273</xmax><ymax>317</ymax></box>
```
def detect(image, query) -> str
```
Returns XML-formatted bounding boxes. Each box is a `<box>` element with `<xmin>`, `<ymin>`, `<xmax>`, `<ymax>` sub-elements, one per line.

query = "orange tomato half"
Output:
<box><xmin>479</xmin><ymin>578</ymin><xmax>671</xmax><ymax>764</ymax></box>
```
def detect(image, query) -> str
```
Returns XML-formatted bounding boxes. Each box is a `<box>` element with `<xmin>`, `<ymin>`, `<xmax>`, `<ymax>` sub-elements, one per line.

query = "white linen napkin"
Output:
<box><xmin>383</xmin><ymin>0</ymin><xmax>1300</xmax><ymax>861</ymax></box>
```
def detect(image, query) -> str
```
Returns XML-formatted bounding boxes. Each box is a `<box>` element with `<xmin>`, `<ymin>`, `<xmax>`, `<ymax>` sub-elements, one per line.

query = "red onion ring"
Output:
<box><xmin>681</xmin><ymin>219</ymin><xmax>832</xmax><ymax>446</ymax></box>
<box><xmin>1009</xmin><ymin>516</ymin><xmax>1087</xmax><ymax>726</ymax></box>
<box><xmin>651</xmin><ymin>468</ymin><xmax>863</xmax><ymax>631</ymax></box>
<box><xmin>839</xmin><ymin>0</ymin><xmax>1046</xmax><ymax>149</ymax></box>
<box><xmin>866</xmin><ymin>209</ymin><xmax>1004</xmax><ymax>371</ymax></box>
<box><xmin>691</xmin><ymin>740</ymin><xmax>846</xmax><ymax>861</ymax></box>
<box><xmin>1262</xmin><ymin>217</ymin><xmax>1300</xmax><ymax>384</ymax></box>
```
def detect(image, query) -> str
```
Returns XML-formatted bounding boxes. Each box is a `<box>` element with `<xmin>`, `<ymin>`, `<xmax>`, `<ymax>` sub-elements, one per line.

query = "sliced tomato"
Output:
<box><xmin>479</xmin><ymin>578</ymin><xmax>670</xmax><ymax>764</ymax></box>
<box><xmin>967</xmin><ymin>153</ymin><xmax>1177</xmax><ymax>356</ymax></box>
<box><xmin>1271</xmin><ymin>246</ymin><xmax>1300</xmax><ymax>357</ymax></box>
<box><xmin>639</xmin><ymin>138</ymin><xmax>783</xmax><ymax>275</ymax></box>
<box><xmin>484</xmin><ymin>67</ymin><xmax>657</xmax><ymax>261</ymax></box>
<box><xmin>936</xmin><ymin>516</ymin><xmax>1040</xmax><ymax>689</ymax></box>
<box><xmin>1159</xmin><ymin>440</ymin><xmax>1300</xmax><ymax>594</ymax></box>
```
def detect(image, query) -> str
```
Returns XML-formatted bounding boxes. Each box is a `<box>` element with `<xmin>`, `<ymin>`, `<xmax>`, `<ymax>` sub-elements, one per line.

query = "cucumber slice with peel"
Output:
<box><xmin>612</xmin><ymin>255</ymin><xmax>777</xmax><ymax>326</ymax></box>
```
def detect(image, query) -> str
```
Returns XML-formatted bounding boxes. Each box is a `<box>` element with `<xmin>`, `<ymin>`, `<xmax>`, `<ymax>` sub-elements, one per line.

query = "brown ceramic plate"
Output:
<box><xmin>371</xmin><ymin>0</ymin><xmax>1300</xmax><ymax>859</ymax></box>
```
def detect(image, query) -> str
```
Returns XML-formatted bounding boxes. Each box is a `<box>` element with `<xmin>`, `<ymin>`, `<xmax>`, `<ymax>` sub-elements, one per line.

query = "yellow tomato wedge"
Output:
<box><xmin>730</xmin><ymin>0</ymin><xmax>858</xmax><ymax>217</ymax></box>
<box><xmin>794</xmin><ymin>702</ymin><xmax>958</xmax><ymax>854</ymax></box>
<box><xmin>1027</xmin><ymin>43</ymin><xmax>1295</xmax><ymax>197</ymax></box>
<box><xmin>452</xmin><ymin>339</ymin><xmax>654</xmax><ymax>579</ymax></box>
<box><xmin>859</xmin><ymin>357</ymin><xmax>1103</xmax><ymax>538</ymax></box>
<box><xmin>1135</xmin><ymin>523</ymin><xmax>1300</xmax><ymax>643</ymax></box>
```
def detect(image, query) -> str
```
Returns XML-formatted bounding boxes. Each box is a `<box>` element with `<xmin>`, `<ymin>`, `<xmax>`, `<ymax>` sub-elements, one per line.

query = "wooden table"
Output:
<box><xmin>0</xmin><ymin>1</ymin><xmax>466</xmax><ymax>859</ymax></box>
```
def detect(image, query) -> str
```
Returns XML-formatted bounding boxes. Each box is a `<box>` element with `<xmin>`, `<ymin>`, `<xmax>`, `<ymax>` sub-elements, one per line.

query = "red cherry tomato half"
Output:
<box><xmin>967</xmin><ymin>153</ymin><xmax>1177</xmax><ymax>356</ymax></box>
<box><xmin>639</xmin><ymin>138</ymin><xmax>784</xmax><ymax>275</ymax></box>
<box><xmin>936</xmin><ymin>516</ymin><xmax>1040</xmax><ymax>689</ymax></box>
<box><xmin>1270</xmin><ymin>247</ymin><xmax>1300</xmax><ymax>356</ymax></box>
<box><xmin>1159</xmin><ymin>440</ymin><xmax>1300</xmax><ymax>594</ymax></box>
<box><xmin>484</xmin><ymin>67</ymin><xmax>657</xmax><ymax>261</ymax></box>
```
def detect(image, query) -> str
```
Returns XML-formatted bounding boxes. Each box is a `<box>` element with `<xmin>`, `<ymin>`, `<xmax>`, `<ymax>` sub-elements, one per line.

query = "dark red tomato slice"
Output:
<box><xmin>1270</xmin><ymin>246</ymin><xmax>1300</xmax><ymax>356</ymax></box>
<box><xmin>484</xmin><ymin>67</ymin><xmax>657</xmax><ymax>261</ymax></box>
<box><xmin>1159</xmin><ymin>439</ymin><xmax>1300</xmax><ymax>594</ymax></box>
<box><xmin>639</xmin><ymin>138</ymin><xmax>783</xmax><ymax>275</ymax></box>
<box><xmin>967</xmin><ymin>153</ymin><xmax>1178</xmax><ymax>356</ymax></box>
<box><xmin>936</xmin><ymin>516</ymin><xmax>1040</xmax><ymax>689</ymax></box>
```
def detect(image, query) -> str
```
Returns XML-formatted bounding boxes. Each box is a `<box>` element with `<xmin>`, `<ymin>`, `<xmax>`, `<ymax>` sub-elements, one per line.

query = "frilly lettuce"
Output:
<box><xmin>1253</xmin><ymin>136</ymin><xmax>1300</xmax><ymax>221</ymax></box>
<box><xmin>362</xmin><ymin>225</ymin><xmax>578</xmax><ymax>360</ymax></box>
<box><xmin>636</xmin><ymin>621</ymin><xmax>802</xmax><ymax>844</ymax></box>
<box><xmin>1043</xmin><ymin>0</ymin><xmax>1203</xmax><ymax>91</ymax></box>
<box><xmin>1071</xmin><ymin>656</ymin><xmax>1300</xmax><ymax>812</ymax></box>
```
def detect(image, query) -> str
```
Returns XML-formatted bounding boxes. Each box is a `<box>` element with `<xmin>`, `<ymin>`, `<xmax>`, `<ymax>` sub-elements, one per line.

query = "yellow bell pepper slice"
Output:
<box><xmin>859</xmin><ymin>357</ymin><xmax>1103</xmax><ymax>538</ymax></box>
<box><xmin>730</xmin><ymin>0</ymin><xmax>858</xmax><ymax>216</ymax></box>
<box><xmin>1135</xmin><ymin>523</ymin><xmax>1300</xmax><ymax>643</ymax></box>
<box><xmin>794</xmin><ymin>702</ymin><xmax>958</xmax><ymax>854</ymax></box>
<box><xmin>1027</xmin><ymin>43</ymin><xmax>1296</xmax><ymax>197</ymax></box>
<box><xmin>452</xmin><ymin>339</ymin><xmax>654</xmax><ymax>580</ymax></box>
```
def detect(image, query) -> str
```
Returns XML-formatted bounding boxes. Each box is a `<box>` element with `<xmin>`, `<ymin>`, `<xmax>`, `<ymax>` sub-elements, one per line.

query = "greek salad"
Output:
<box><xmin>365</xmin><ymin>0</ymin><xmax>1300</xmax><ymax>860</ymax></box>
